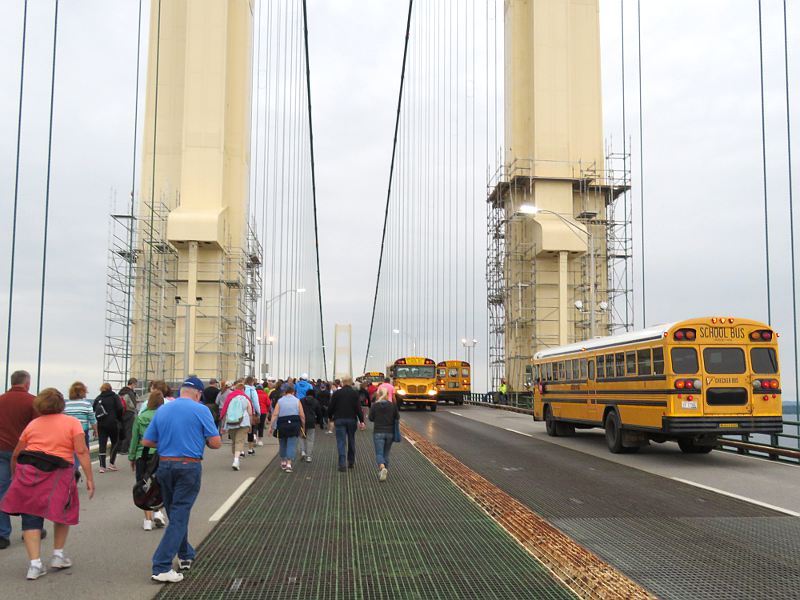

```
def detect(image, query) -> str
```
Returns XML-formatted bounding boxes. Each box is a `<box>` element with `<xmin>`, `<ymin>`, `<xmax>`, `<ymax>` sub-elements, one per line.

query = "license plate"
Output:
<box><xmin>681</xmin><ymin>401</ymin><xmax>698</xmax><ymax>409</ymax></box>
<box><xmin>719</xmin><ymin>423</ymin><xmax>738</xmax><ymax>428</ymax></box>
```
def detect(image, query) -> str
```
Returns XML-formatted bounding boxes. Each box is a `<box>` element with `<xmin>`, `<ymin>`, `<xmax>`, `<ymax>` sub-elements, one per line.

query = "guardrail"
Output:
<box><xmin>465</xmin><ymin>393</ymin><xmax>800</xmax><ymax>465</ymax></box>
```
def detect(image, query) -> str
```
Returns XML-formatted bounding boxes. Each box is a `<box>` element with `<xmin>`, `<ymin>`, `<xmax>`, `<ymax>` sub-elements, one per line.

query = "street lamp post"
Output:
<box><xmin>461</xmin><ymin>338</ymin><xmax>478</xmax><ymax>365</ymax></box>
<box><xmin>262</xmin><ymin>287</ymin><xmax>305</xmax><ymax>376</ymax></box>
<box><xmin>518</xmin><ymin>205</ymin><xmax>597</xmax><ymax>338</ymax></box>
<box><xmin>392</xmin><ymin>329</ymin><xmax>416</xmax><ymax>355</ymax></box>
<box><xmin>256</xmin><ymin>335</ymin><xmax>275</xmax><ymax>379</ymax></box>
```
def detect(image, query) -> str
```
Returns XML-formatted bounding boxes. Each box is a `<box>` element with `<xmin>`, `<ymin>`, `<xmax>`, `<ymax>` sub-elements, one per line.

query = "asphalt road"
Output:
<box><xmin>401</xmin><ymin>406</ymin><xmax>800</xmax><ymax>600</ymax></box>
<box><xmin>0</xmin><ymin>437</ymin><xmax>277</xmax><ymax>598</ymax></box>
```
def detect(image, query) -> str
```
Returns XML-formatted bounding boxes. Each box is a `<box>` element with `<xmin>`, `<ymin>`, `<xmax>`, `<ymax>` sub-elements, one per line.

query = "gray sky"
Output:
<box><xmin>0</xmin><ymin>0</ymin><xmax>798</xmax><ymax>399</ymax></box>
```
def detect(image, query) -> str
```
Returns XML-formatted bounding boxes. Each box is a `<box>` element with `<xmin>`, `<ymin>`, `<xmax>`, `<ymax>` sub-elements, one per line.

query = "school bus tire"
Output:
<box><xmin>430</xmin><ymin>403</ymin><xmax>437</xmax><ymax>412</ymax></box>
<box><xmin>678</xmin><ymin>438</ymin><xmax>714</xmax><ymax>454</ymax></box>
<box><xmin>604</xmin><ymin>409</ymin><xmax>628</xmax><ymax>454</ymax></box>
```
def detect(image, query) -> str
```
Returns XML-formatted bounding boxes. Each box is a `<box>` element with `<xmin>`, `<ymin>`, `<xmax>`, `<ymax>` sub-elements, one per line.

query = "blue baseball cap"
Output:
<box><xmin>182</xmin><ymin>376</ymin><xmax>205</xmax><ymax>392</ymax></box>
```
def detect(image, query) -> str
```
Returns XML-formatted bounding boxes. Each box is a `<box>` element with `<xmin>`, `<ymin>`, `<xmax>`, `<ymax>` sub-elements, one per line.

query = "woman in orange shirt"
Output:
<box><xmin>0</xmin><ymin>388</ymin><xmax>95</xmax><ymax>580</ymax></box>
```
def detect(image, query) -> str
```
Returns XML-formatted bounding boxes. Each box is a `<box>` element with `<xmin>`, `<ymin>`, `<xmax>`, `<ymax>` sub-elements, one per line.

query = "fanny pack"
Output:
<box><xmin>18</xmin><ymin>450</ymin><xmax>71</xmax><ymax>472</ymax></box>
<box><xmin>275</xmin><ymin>414</ymin><xmax>302</xmax><ymax>438</ymax></box>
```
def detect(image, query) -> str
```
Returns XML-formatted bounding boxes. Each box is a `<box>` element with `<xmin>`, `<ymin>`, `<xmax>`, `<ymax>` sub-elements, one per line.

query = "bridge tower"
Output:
<box><xmin>127</xmin><ymin>0</ymin><xmax>259</xmax><ymax>385</ymax></box>
<box><xmin>488</xmin><ymin>0</ymin><xmax>626</xmax><ymax>391</ymax></box>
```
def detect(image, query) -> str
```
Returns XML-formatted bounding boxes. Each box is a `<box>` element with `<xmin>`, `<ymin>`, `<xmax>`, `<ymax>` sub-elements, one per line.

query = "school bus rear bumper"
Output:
<box><xmin>662</xmin><ymin>416</ymin><xmax>783</xmax><ymax>435</ymax></box>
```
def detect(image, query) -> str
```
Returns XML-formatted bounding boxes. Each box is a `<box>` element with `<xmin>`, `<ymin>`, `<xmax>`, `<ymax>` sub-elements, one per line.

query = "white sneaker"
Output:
<box><xmin>301</xmin><ymin>452</ymin><xmax>307</xmax><ymax>460</ymax></box>
<box><xmin>257</xmin><ymin>441</ymin><xmax>264</xmax><ymax>447</ymax></box>
<box><xmin>143</xmin><ymin>519</ymin><xmax>153</xmax><ymax>531</ymax></box>
<box><xmin>232</xmin><ymin>459</ymin><xmax>240</xmax><ymax>471</ymax></box>
<box><xmin>26</xmin><ymin>564</ymin><xmax>47</xmax><ymax>580</ymax></box>
<box><xmin>379</xmin><ymin>467</ymin><xmax>388</xmax><ymax>482</ymax></box>
<box><xmin>306</xmin><ymin>456</ymin><xmax>312</xmax><ymax>463</ymax></box>
<box><xmin>151</xmin><ymin>569</ymin><xmax>184</xmax><ymax>583</ymax></box>
<box><xmin>239</xmin><ymin>452</ymin><xmax>245</xmax><ymax>458</ymax></box>
<box><xmin>153</xmin><ymin>511</ymin><xmax>166</xmax><ymax>528</ymax></box>
<box><xmin>50</xmin><ymin>555</ymin><xmax>72</xmax><ymax>569</ymax></box>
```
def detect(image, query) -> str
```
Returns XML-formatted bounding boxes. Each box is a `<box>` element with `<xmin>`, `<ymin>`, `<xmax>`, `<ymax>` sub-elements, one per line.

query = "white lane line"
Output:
<box><xmin>504</xmin><ymin>428</ymin><xmax>533</xmax><ymax>438</ymax></box>
<box><xmin>672</xmin><ymin>477</ymin><xmax>800</xmax><ymax>517</ymax></box>
<box><xmin>448</xmin><ymin>411</ymin><xmax>464</xmax><ymax>417</ymax></box>
<box><xmin>208</xmin><ymin>477</ymin><xmax>255</xmax><ymax>522</ymax></box>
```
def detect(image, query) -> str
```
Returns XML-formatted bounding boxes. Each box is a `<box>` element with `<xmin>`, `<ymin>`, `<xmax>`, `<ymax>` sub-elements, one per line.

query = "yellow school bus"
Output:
<box><xmin>436</xmin><ymin>361</ymin><xmax>471</xmax><ymax>405</ymax></box>
<box><xmin>388</xmin><ymin>357</ymin><xmax>438</xmax><ymax>411</ymax></box>
<box><xmin>359</xmin><ymin>371</ymin><xmax>385</xmax><ymax>385</ymax></box>
<box><xmin>532</xmin><ymin>317</ymin><xmax>783</xmax><ymax>454</ymax></box>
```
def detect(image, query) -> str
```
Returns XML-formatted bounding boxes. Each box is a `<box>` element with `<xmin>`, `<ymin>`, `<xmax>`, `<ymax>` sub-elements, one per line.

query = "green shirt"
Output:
<box><xmin>128</xmin><ymin>407</ymin><xmax>157</xmax><ymax>461</ymax></box>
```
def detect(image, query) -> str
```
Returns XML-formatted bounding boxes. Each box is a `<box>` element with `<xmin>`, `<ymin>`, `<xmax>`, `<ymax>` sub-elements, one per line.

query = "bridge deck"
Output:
<box><xmin>401</xmin><ymin>406</ymin><xmax>800</xmax><ymax>600</ymax></box>
<box><xmin>156</xmin><ymin>427</ymin><xmax>576</xmax><ymax>600</ymax></box>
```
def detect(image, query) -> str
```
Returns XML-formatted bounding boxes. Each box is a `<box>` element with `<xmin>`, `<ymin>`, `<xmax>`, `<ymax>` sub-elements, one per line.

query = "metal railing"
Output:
<box><xmin>464</xmin><ymin>394</ymin><xmax>800</xmax><ymax>465</ymax></box>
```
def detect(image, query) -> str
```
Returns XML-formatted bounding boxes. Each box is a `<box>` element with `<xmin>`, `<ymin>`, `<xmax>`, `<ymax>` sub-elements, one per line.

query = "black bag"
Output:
<box><xmin>132</xmin><ymin>447</ymin><xmax>163</xmax><ymax>511</ymax></box>
<box><xmin>18</xmin><ymin>450</ymin><xmax>71</xmax><ymax>472</ymax></box>
<box><xmin>275</xmin><ymin>414</ymin><xmax>302</xmax><ymax>438</ymax></box>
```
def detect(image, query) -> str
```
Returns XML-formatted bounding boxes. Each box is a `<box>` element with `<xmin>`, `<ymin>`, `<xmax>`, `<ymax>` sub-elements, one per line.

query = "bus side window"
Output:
<box><xmin>546</xmin><ymin>363</ymin><xmax>553</xmax><ymax>381</ymax></box>
<box><xmin>570</xmin><ymin>360</ymin><xmax>578</xmax><ymax>381</ymax></box>
<box><xmin>597</xmin><ymin>355</ymin><xmax>605</xmax><ymax>379</ymax></box>
<box><xmin>626</xmin><ymin>351</ymin><xmax>636</xmax><ymax>375</ymax></box>
<box><xmin>615</xmin><ymin>352</ymin><xmax>625</xmax><ymax>377</ymax></box>
<box><xmin>605</xmin><ymin>354</ymin><xmax>615</xmax><ymax>378</ymax></box>
<box><xmin>588</xmin><ymin>359</ymin><xmax>595</xmax><ymax>380</ymax></box>
<box><xmin>580</xmin><ymin>358</ymin><xmax>588</xmax><ymax>380</ymax></box>
<box><xmin>652</xmin><ymin>347</ymin><xmax>665</xmax><ymax>375</ymax></box>
<box><xmin>638</xmin><ymin>349</ymin><xmax>652</xmax><ymax>375</ymax></box>
<box><xmin>558</xmin><ymin>362</ymin><xmax>565</xmax><ymax>381</ymax></box>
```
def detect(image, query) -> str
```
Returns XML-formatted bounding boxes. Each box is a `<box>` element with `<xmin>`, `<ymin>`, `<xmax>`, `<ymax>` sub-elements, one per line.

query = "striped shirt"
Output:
<box><xmin>64</xmin><ymin>398</ymin><xmax>97</xmax><ymax>432</ymax></box>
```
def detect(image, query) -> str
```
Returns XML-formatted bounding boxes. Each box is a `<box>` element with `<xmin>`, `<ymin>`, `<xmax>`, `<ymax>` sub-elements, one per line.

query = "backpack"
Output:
<box><xmin>93</xmin><ymin>398</ymin><xmax>108</xmax><ymax>420</ymax></box>
<box><xmin>132</xmin><ymin>448</ymin><xmax>163</xmax><ymax>511</ymax></box>
<box><xmin>226</xmin><ymin>395</ymin><xmax>246</xmax><ymax>427</ymax></box>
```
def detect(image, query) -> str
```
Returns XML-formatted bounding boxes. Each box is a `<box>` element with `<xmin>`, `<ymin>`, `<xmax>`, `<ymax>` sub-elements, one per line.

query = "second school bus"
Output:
<box><xmin>532</xmin><ymin>317</ymin><xmax>783</xmax><ymax>454</ymax></box>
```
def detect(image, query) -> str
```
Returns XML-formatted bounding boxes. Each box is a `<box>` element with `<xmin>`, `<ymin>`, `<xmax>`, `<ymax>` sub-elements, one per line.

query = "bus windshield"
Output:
<box><xmin>395</xmin><ymin>365</ymin><xmax>435</xmax><ymax>379</ymax></box>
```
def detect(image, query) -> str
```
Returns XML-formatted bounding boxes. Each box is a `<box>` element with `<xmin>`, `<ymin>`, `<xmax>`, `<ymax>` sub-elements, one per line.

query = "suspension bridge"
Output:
<box><xmin>0</xmin><ymin>0</ymin><xmax>799</xmax><ymax>598</ymax></box>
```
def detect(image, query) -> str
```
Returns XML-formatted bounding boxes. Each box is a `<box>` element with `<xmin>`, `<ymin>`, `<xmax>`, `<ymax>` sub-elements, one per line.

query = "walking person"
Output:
<box><xmin>64</xmin><ymin>382</ymin><xmax>98</xmax><ymax>469</ymax></box>
<box><xmin>295</xmin><ymin>374</ymin><xmax>313</xmax><ymax>399</ymax></box>
<box><xmin>377</xmin><ymin>377</ymin><xmax>396</xmax><ymax>402</ymax></box>
<box><xmin>243</xmin><ymin>377</ymin><xmax>261</xmax><ymax>453</ymax></box>
<box><xmin>268</xmin><ymin>384</ymin><xmax>305</xmax><ymax>473</ymax></box>
<box><xmin>299</xmin><ymin>389</ymin><xmax>323</xmax><ymax>463</ymax></box>
<box><xmin>1</xmin><ymin>387</ymin><xmax>95</xmax><ymax>580</ymax></box>
<box><xmin>0</xmin><ymin>370</ymin><xmax>40</xmax><ymax>550</ymax></box>
<box><xmin>201</xmin><ymin>379</ymin><xmax>221</xmax><ymax>427</ymax></box>
<box><xmin>117</xmin><ymin>378</ymin><xmax>139</xmax><ymax>455</ymax></box>
<box><xmin>329</xmin><ymin>377</ymin><xmax>365</xmax><ymax>472</ymax></box>
<box><xmin>142</xmin><ymin>376</ymin><xmax>221</xmax><ymax>583</ymax></box>
<box><xmin>219</xmin><ymin>384</ymin><xmax>252</xmax><ymax>471</ymax></box>
<box><xmin>94</xmin><ymin>383</ymin><xmax>124</xmax><ymax>473</ymax></box>
<box><xmin>255</xmin><ymin>384</ymin><xmax>271</xmax><ymax>446</ymax></box>
<box><xmin>128</xmin><ymin>390</ymin><xmax>166</xmax><ymax>530</ymax></box>
<box><xmin>369</xmin><ymin>387</ymin><xmax>400</xmax><ymax>482</ymax></box>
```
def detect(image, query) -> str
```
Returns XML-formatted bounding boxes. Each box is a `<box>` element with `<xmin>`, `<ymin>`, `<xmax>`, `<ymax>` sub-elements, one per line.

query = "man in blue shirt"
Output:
<box><xmin>295</xmin><ymin>374</ymin><xmax>313</xmax><ymax>400</ymax></box>
<box><xmin>143</xmin><ymin>376</ymin><xmax>221</xmax><ymax>583</ymax></box>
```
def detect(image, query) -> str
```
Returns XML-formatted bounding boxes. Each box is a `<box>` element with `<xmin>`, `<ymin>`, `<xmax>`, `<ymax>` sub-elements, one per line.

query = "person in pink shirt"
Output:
<box><xmin>376</xmin><ymin>378</ymin><xmax>396</xmax><ymax>403</ymax></box>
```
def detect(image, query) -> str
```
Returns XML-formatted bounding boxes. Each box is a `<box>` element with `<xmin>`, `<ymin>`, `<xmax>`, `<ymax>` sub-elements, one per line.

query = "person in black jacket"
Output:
<box><xmin>369</xmin><ymin>387</ymin><xmax>400</xmax><ymax>482</ymax></box>
<box><xmin>93</xmin><ymin>382</ymin><xmax>124</xmax><ymax>473</ymax></box>
<box><xmin>299</xmin><ymin>389</ymin><xmax>324</xmax><ymax>463</ymax></box>
<box><xmin>328</xmin><ymin>377</ymin><xmax>365</xmax><ymax>472</ymax></box>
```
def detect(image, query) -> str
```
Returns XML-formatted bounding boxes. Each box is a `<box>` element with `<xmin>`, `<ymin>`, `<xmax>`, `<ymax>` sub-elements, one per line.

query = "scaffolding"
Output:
<box><xmin>103</xmin><ymin>200</ymin><xmax>262</xmax><ymax>388</ymax></box>
<box><xmin>485</xmin><ymin>151</ymin><xmax>632</xmax><ymax>392</ymax></box>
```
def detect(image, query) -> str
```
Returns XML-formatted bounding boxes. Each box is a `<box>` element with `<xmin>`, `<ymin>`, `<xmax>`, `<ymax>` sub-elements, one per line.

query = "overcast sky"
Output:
<box><xmin>0</xmin><ymin>0</ymin><xmax>798</xmax><ymax>399</ymax></box>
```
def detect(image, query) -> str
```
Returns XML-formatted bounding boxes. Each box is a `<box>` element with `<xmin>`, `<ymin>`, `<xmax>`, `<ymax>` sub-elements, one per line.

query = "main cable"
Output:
<box><xmin>4</xmin><ymin>0</ymin><xmax>29</xmax><ymax>390</ymax></box>
<box><xmin>363</xmin><ymin>0</ymin><xmax>415</xmax><ymax>372</ymax></box>
<box><xmin>301</xmin><ymin>0</ymin><xmax>328</xmax><ymax>379</ymax></box>
<box><xmin>35</xmin><ymin>0</ymin><xmax>60</xmax><ymax>391</ymax></box>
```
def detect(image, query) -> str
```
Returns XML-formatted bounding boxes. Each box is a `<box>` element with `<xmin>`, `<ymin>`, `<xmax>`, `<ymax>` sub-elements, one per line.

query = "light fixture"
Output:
<box><xmin>599</xmin><ymin>301</ymin><xmax>609</xmax><ymax>311</ymax></box>
<box><xmin>574</xmin><ymin>300</ymin><xmax>584</xmax><ymax>311</ymax></box>
<box><xmin>519</xmin><ymin>204</ymin><xmax>539</xmax><ymax>215</ymax></box>
<box><xmin>461</xmin><ymin>338</ymin><xmax>467</xmax><ymax>344</ymax></box>
<box><xmin>296</xmin><ymin>288</ymin><xmax>307</xmax><ymax>294</ymax></box>
<box><xmin>392</xmin><ymin>329</ymin><xmax>400</xmax><ymax>334</ymax></box>
<box><xmin>268</xmin><ymin>336</ymin><xmax>276</xmax><ymax>343</ymax></box>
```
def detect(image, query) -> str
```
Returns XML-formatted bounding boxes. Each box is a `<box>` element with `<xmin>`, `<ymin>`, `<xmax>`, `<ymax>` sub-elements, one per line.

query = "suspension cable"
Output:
<box><xmin>757</xmin><ymin>0</ymin><xmax>771</xmax><ymax>325</ymax></box>
<box><xmin>364</xmin><ymin>0</ymin><xmax>415</xmax><ymax>372</ymax></box>
<box><xmin>4</xmin><ymin>0</ymin><xmax>29</xmax><ymax>390</ymax></box>
<box><xmin>301</xmin><ymin>0</ymin><xmax>328</xmax><ymax>379</ymax></box>
<box><xmin>35</xmin><ymin>0</ymin><xmax>60</xmax><ymax>392</ymax></box>
<box><xmin>636</xmin><ymin>0</ymin><xmax>646</xmax><ymax>327</ymax></box>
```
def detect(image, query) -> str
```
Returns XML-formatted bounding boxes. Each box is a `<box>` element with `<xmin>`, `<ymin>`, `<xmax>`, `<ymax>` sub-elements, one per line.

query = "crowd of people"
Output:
<box><xmin>0</xmin><ymin>369</ymin><xmax>401</xmax><ymax>584</ymax></box>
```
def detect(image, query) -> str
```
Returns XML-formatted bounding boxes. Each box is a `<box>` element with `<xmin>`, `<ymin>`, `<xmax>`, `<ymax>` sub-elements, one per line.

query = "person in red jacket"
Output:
<box><xmin>255</xmin><ymin>385</ymin><xmax>271</xmax><ymax>446</ymax></box>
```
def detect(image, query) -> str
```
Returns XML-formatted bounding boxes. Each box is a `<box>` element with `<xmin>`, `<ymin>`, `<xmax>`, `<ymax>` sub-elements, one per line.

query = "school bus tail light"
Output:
<box><xmin>753</xmin><ymin>379</ymin><xmax>779</xmax><ymax>390</ymax></box>
<box><xmin>675</xmin><ymin>379</ymin><xmax>702</xmax><ymax>390</ymax></box>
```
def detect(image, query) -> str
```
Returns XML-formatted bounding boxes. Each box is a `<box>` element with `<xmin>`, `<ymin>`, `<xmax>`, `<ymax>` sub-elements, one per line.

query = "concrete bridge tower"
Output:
<box><xmin>129</xmin><ymin>0</ymin><xmax>259</xmax><ymax>385</ymax></box>
<box><xmin>489</xmin><ymin>0</ymin><xmax>620</xmax><ymax>391</ymax></box>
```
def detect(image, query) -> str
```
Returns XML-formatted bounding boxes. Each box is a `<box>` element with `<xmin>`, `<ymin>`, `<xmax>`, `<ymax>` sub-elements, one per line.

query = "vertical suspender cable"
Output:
<box><xmin>636</xmin><ymin>0</ymin><xmax>646</xmax><ymax>327</ymax></box>
<box><xmin>364</xmin><ymin>0</ymin><xmax>415</xmax><ymax>372</ymax></box>
<box><xmin>620</xmin><ymin>0</ymin><xmax>631</xmax><ymax>331</ymax></box>
<box><xmin>4</xmin><ymin>0</ymin><xmax>29</xmax><ymax>390</ymax></box>
<box><xmin>757</xmin><ymin>0</ymin><xmax>771</xmax><ymax>325</ymax></box>
<box><xmin>35</xmin><ymin>0</ymin><xmax>60</xmax><ymax>391</ymax></box>
<box><xmin>124</xmin><ymin>0</ymin><xmax>144</xmax><ymax>384</ymax></box>
<box><xmin>780</xmin><ymin>0</ymin><xmax>799</xmax><ymax>427</ymax></box>
<box><xmin>143</xmin><ymin>0</ymin><xmax>163</xmax><ymax>383</ymax></box>
<box><xmin>301</xmin><ymin>0</ymin><xmax>328</xmax><ymax>379</ymax></box>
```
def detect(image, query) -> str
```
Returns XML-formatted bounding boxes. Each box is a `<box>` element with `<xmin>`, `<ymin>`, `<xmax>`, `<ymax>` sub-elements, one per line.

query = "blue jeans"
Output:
<box><xmin>0</xmin><ymin>450</ymin><xmax>11</xmax><ymax>539</ymax></box>
<box><xmin>152</xmin><ymin>461</ymin><xmax>202</xmax><ymax>575</ymax></box>
<box><xmin>335</xmin><ymin>419</ymin><xmax>357</xmax><ymax>468</ymax></box>
<box><xmin>278</xmin><ymin>435</ymin><xmax>298</xmax><ymax>460</ymax></box>
<box><xmin>373</xmin><ymin>432</ymin><xmax>394</xmax><ymax>468</ymax></box>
